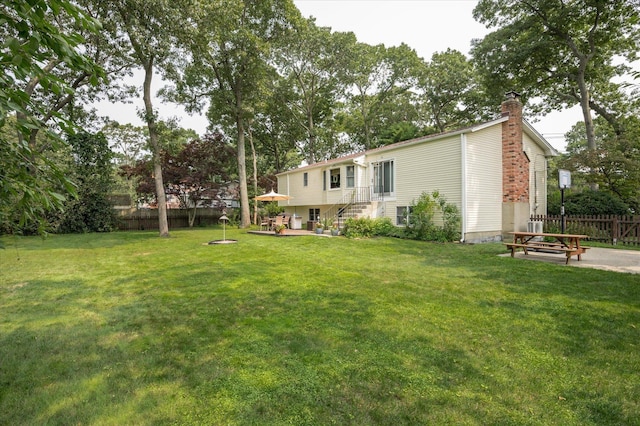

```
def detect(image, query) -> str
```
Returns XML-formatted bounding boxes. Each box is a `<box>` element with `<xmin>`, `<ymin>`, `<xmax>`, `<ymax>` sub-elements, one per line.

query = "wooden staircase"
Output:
<box><xmin>323</xmin><ymin>188</ymin><xmax>371</xmax><ymax>229</ymax></box>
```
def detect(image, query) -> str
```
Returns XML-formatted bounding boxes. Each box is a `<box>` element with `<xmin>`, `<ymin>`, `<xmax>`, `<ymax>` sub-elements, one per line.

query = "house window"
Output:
<box><xmin>330</xmin><ymin>168</ymin><xmax>340</xmax><ymax>189</ymax></box>
<box><xmin>303</xmin><ymin>172</ymin><xmax>308</xmax><ymax>187</ymax></box>
<box><xmin>346</xmin><ymin>165</ymin><xmax>355</xmax><ymax>188</ymax></box>
<box><xmin>323</xmin><ymin>171</ymin><xmax>326</xmax><ymax>191</ymax></box>
<box><xmin>309</xmin><ymin>208</ymin><xmax>320</xmax><ymax>222</ymax></box>
<box><xmin>374</xmin><ymin>160</ymin><xmax>394</xmax><ymax>195</ymax></box>
<box><xmin>396</xmin><ymin>206</ymin><xmax>412</xmax><ymax>226</ymax></box>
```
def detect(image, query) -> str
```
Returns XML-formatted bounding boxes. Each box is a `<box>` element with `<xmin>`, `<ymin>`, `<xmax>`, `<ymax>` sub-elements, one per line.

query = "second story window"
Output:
<box><xmin>330</xmin><ymin>168</ymin><xmax>340</xmax><ymax>189</ymax></box>
<box><xmin>303</xmin><ymin>172</ymin><xmax>308</xmax><ymax>187</ymax></box>
<box><xmin>346</xmin><ymin>165</ymin><xmax>355</xmax><ymax>188</ymax></box>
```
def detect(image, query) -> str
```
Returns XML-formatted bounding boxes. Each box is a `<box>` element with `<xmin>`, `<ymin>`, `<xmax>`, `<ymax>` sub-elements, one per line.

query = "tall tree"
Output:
<box><xmin>418</xmin><ymin>49</ymin><xmax>486</xmax><ymax>133</ymax></box>
<box><xmin>162</xmin><ymin>133</ymin><xmax>235</xmax><ymax>227</ymax></box>
<box><xmin>562</xmin><ymin>116</ymin><xmax>640</xmax><ymax>211</ymax></box>
<box><xmin>472</xmin><ymin>0</ymin><xmax>640</xmax><ymax>151</ymax></box>
<box><xmin>172</xmin><ymin>0</ymin><xmax>299</xmax><ymax>228</ymax></box>
<box><xmin>345</xmin><ymin>42</ymin><xmax>423</xmax><ymax>149</ymax></box>
<box><xmin>106</xmin><ymin>0</ymin><xmax>191</xmax><ymax>237</ymax></box>
<box><xmin>102</xmin><ymin>121</ymin><xmax>149</xmax><ymax>166</ymax></box>
<box><xmin>274</xmin><ymin>18</ymin><xmax>355</xmax><ymax>163</ymax></box>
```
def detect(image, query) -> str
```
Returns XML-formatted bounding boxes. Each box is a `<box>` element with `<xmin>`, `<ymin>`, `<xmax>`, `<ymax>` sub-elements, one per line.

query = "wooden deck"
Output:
<box><xmin>247</xmin><ymin>229</ymin><xmax>331</xmax><ymax>237</ymax></box>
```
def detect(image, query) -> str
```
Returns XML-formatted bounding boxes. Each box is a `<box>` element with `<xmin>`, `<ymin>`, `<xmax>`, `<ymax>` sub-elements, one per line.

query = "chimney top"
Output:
<box><xmin>505</xmin><ymin>90</ymin><xmax>521</xmax><ymax>100</ymax></box>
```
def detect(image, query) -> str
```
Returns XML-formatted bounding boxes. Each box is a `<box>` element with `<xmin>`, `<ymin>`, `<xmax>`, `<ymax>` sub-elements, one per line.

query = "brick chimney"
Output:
<box><xmin>501</xmin><ymin>91</ymin><xmax>530</xmax><ymax>238</ymax></box>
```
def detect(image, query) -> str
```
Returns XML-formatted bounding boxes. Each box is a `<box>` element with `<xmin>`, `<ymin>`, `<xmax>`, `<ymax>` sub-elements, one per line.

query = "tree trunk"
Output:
<box><xmin>188</xmin><ymin>206</ymin><xmax>196</xmax><ymax>228</ymax></box>
<box><xmin>307</xmin><ymin>111</ymin><xmax>316</xmax><ymax>164</ymax></box>
<box><xmin>248</xmin><ymin>124</ymin><xmax>259</xmax><ymax>225</ymax></box>
<box><xmin>143</xmin><ymin>58</ymin><xmax>170</xmax><ymax>237</ymax></box>
<box><xmin>577</xmin><ymin>76</ymin><xmax>596</xmax><ymax>150</ymax></box>
<box><xmin>576</xmin><ymin>65</ymin><xmax>599</xmax><ymax>191</ymax></box>
<box><xmin>235</xmin><ymin>113</ymin><xmax>251</xmax><ymax>228</ymax></box>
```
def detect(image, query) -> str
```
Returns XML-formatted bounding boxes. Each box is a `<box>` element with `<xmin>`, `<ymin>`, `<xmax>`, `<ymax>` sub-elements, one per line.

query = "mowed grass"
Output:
<box><xmin>1</xmin><ymin>229</ymin><xmax>639</xmax><ymax>425</ymax></box>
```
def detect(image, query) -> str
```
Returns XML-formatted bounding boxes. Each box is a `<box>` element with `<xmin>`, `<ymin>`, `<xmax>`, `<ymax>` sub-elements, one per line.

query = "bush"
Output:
<box><xmin>342</xmin><ymin>217</ymin><xmax>396</xmax><ymax>239</ymax></box>
<box><xmin>403</xmin><ymin>191</ymin><xmax>461</xmax><ymax>242</ymax></box>
<box><xmin>57</xmin><ymin>132</ymin><xmax>116</xmax><ymax>233</ymax></box>
<box><xmin>262</xmin><ymin>202</ymin><xmax>284</xmax><ymax>217</ymax></box>
<box><xmin>548</xmin><ymin>190</ymin><xmax>631</xmax><ymax>215</ymax></box>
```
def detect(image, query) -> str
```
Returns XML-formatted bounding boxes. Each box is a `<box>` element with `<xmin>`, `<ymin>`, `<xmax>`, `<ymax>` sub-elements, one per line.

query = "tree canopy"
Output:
<box><xmin>1</xmin><ymin>0</ymin><xmax>103</xmax><ymax>234</ymax></box>
<box><xmin>4</xmin><ymin>0</ymin><xmax>640</xmax><ymax>236</ymax></box>
<box><xmin>472</xmin><ymin>0</ymin><xmax>640</xmax><ymax>150</ymax></box>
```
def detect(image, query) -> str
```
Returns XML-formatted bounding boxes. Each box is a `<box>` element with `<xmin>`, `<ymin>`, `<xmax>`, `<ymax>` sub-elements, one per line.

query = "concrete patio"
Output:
<box><xmin>501</xmin><ymin>246</ymin><xmax>640</xmax><ymax>274</ymax></box>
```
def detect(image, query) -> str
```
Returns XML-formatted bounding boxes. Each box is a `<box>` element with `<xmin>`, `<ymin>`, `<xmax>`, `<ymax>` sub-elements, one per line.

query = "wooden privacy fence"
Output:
<box><xmin>530</xmin><ymin>215</ymin><xmax>640</xmax><ymax>246</ymax></box>
<box><xmin>116</xmin><ymin>209</ymin><xmax>223</xmax><ymax>231</ymax></box>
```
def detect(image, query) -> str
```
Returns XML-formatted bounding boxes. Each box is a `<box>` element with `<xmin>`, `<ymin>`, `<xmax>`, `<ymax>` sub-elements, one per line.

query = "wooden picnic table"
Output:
<box><xmin>505</xmin><ymin>232</ymin><xmax>590</xmax><ymax>264</ymax></box>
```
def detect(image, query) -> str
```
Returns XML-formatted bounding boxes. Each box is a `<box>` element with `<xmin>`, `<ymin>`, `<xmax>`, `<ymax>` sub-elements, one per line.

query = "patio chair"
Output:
<box><xmin>272</xmin><ymin>215</ymin><xmax>284</xmax><ymax>230</ymax></box>
<box><xmin>260</xmin><ymin>216</ymin><xmax>270</xmax><ymax>231</ymax></box>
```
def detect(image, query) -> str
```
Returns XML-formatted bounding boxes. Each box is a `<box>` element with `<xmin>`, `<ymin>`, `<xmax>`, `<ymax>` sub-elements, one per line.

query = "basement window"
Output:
<box><xmin>396</xmin><ymin>206</ymin><xmax>413</xmax><ymax>226</ymax></box>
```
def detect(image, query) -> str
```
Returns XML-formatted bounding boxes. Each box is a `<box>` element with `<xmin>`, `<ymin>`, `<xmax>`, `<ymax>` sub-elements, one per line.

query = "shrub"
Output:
<box><xmin>57</xmin><ymin>132</ymin><xmax>116</xmax><ymax>233</ymax></box>
<box><xmin>403</xmin><ymin>191</ymin><xmax>461</xmax><ymax>242</ymax></box>
<box><xmin>548</xmin><ymin>190</ymin><xmax>631</xmax><ymax>215</ymax></box>
<box><xmin>263</xmin><ymin>202</ymin><xmax>284</xmax><ymax>217</ymax></box>
<box><xmin>342</xmin><ymin>217</ymin><xmax>396</xmax><ymax>239</ymax></box>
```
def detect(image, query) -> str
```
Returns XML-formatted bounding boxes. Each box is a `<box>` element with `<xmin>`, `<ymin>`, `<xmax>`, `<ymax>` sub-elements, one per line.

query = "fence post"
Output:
<box><xmin>612</xmin><ymin>215</ymin><xmax>618</xmax><ymax>245</ymax></box>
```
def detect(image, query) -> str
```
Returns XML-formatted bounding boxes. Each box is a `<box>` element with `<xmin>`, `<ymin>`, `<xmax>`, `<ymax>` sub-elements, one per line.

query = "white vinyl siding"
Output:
<box><xmin>524</xmin><ymin>133</ymin><xmax>548</xmax><ymax>216</ymax></box>
<box><xmin>465</xmin><ymin>126</ymin><xmax>503</xmax><ymax>233</ymax></box>
<box><xmin>367</xmin><ymin>135</ymin><xmax>462</xmax><ymax>224</ymax></box>
<box><xmin>277</xmin><ymin>168</ymin><xmax>325</xmax><ymax>206</ymax></box>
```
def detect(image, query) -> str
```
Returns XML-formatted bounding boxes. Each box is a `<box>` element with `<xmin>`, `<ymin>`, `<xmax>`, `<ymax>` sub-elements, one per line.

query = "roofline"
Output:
<box><xmin>523</xmin><ymin>119</ymin><xmax>558</xmax><ymax>157</ymax></box>
<box><xmin>277</xmin><ymin>116</ymin><xmax>556</xmax><ymax>176</ymax></box>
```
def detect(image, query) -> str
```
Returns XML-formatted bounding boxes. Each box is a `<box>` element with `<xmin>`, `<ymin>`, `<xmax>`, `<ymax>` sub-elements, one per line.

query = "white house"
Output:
<box><xmin>275</xmin><ymin>92</ymin><xmax>557</xmax><ymax>243</ymax></box>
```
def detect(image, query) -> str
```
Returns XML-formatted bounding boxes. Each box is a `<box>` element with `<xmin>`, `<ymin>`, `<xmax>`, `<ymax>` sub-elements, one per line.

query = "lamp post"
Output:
<box><xmin>219</xmin><ymin>214</ymin><xmax>228</xmax><ymax>242</ymax></box>
<box><xmin>559</xmin><ymin>169</ymin><xmax>571</xmax><ymax>234</ymax></box>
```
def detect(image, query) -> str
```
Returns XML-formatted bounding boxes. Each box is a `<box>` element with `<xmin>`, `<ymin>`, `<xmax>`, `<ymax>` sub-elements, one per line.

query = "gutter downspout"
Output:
<box><xmin>460</xmin><ymin>134</ymin><xmax>467</xmax><ymax>243</ymax></box>
<box><xmin>286</xmin><ymin>174</ymin><xmax>290</xmax><ymax>206</ymax></box>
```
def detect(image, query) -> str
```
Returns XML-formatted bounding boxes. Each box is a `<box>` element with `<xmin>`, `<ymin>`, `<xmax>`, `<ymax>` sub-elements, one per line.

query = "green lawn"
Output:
<box><xmin>1</xmin><ymin>229</ymin><xmax>639</xmax><ymax>425</ymax></box>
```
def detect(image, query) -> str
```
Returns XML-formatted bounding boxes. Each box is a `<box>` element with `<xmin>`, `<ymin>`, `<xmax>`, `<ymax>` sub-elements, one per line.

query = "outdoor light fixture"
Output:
<box><xmin>208</xmin><ymin>213</ymin><xmax>237</xmax><ymax>244</ymax></box>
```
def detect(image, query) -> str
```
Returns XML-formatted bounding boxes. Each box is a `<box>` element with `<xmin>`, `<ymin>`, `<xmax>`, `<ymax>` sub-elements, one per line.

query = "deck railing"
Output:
<box><xmin>322</xmin><ymin>187</ymin><xmax>371</xmax><ymax>226</ymax></box>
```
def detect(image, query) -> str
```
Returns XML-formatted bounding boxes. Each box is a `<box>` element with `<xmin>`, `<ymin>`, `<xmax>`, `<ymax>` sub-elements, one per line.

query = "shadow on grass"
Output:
<box><xmin>1</xmin><ymin>269</ymin><xmax>492</xmax><ymax>425</ymax></box>
<box><xmin>0</xmin><ymin>230</ymin><xmax>162</xmax><ymax>253</ymax></box>
<box><xmin>2</xmin><ymin>235</ymin><xmax>639</xmax><ymax>424</ymax></box>
<box><xmin>392</xmin><ymin>241</ymin><xmax>640</xmax><ymax>425</ymax></box>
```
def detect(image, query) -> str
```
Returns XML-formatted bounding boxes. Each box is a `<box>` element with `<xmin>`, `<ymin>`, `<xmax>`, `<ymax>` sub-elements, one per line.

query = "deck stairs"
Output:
<box><xmin>323</xmin><ymin>188</ymin><xmax>372</xmax><ymax>229</ymax></box>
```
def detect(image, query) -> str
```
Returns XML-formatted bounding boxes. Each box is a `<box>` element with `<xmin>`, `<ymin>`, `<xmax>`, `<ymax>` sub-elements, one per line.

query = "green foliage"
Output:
<box><xmin>273</xmin><ymin>17</ymin><xmax>355</xmax><ymax>163</ymax></box>
<box><xmin>57</xmin><ymin>132</ymin><xmax>116</xmax><ymax>233</ymax></box>
<box><xmin>548</xmin><ymin>190</ymin><xmax>631</xmax><ymax>216</ymax></box>
<box><xmin>418</xmin><ymin>48</ymin><xmax>488</xmax><ymax>132</ymax></box>
<box><xmin>377</xmin><ymin>121</ymin><xmax>422</xmax><ymax>146</ymax></box>
<box><xmin>262</xmin><ymin>202</ymin><xmax>284</xmax><ymax>217</ymax></box>
<box><xmin>559</xmin><ymin>117</ymin><xmax>640</xmax><ymax>212</ymax></box>
<box><xmin>342</xmin><ymin>216</ymin><xmax>395</xmax><ymax>239</ymax></box>
<box><xmin>472</xmin><ymin>0</ymin><xmax>640</xmax><ymax>150</ymax></box>
<box><xmin>0</xmin><ymin>121</ymin><xmax>74</xmax><ymax>235</ymax></box>
<box><xmin>224</xmin><ymin>208</ymin><xmax>241</xmax><ymax>227</ymax></box>
<box><xmin>0</xmin><ymin>1</ymin><xmax>102</xmax><ymax>235</ymax></box>
<box><xmin>403</xmin><ymin>191</ymin><xmax>461</xmax><ymax>242</ymax></box>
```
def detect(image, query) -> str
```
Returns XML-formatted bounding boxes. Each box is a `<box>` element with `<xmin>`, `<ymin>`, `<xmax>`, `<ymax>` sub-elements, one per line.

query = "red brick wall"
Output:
<box><xmin>501</xmin><ymin>95</ymin><xmax>529</xmax><ymax>203</ymax></box>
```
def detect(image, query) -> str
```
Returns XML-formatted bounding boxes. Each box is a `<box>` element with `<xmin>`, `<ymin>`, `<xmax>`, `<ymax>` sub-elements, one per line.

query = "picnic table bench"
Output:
<box><xmin>505</xmin><ymin>232</ymin><xmax>590</xmax><ymax>264</ymax></box>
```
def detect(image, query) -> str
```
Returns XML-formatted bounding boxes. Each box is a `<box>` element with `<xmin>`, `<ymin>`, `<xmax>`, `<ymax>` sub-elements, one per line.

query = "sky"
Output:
<box><xmin>95</xmin><ymin>0</ymin><xmax>584</xmax><ymax>152</ymax></box>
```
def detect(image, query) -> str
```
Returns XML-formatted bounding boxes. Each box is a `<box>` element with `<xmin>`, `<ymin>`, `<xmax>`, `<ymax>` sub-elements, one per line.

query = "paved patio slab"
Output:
<box><xmin>501</xmin><ymin>246</ymin><xmax>640</xmax><ymax>274</ymax></box>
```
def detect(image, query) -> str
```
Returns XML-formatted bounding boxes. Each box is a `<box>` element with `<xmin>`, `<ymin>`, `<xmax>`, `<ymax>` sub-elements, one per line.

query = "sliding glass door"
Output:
<box><xmin>373</xmin><ymin>160</ymin><xmax>394</xmax><ymax>197</ymax></box>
